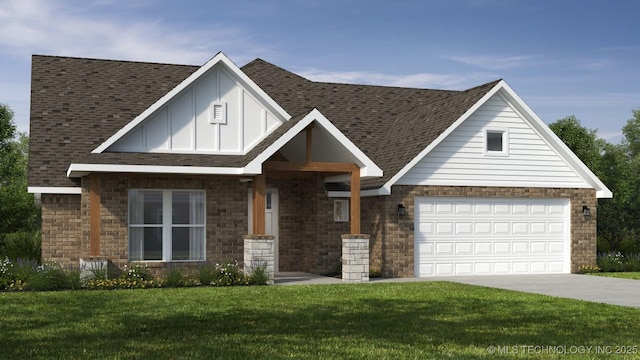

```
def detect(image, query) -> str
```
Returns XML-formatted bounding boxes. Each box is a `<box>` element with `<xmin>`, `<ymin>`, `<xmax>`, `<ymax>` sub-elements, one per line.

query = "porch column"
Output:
<box><xmin>89</xmin><ymin>174</ymin><xmax>101</xmax><ymax>257</ymax></box>
<box><xmin>244</xmin><ymin>235</ymin><xmax>275</xmax><ymax>284</ymax></box>
<box><xmin>350</xmin><ymin>169</ymin><xmax>361</xmax><ymax>234</ymax></box>
<box><xmin>342</xmin><ymin>234</ymin><xmax>370</xmax><ymax>283</ymax></box>
<box><xmin>252</xmin><ymin>174</ymin><xmax>266</xmax><ymax>234</ymax></box>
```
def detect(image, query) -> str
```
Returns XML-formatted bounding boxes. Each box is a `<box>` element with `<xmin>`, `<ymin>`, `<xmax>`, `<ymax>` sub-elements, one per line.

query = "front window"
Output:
<box><xmin>129</xmin><ymin>190</ymin><xmax>205</xmax><ymax>261</ymax></box>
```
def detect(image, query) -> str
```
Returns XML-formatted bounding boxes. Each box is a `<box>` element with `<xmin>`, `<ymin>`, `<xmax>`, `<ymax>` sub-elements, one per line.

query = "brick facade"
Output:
<box><xmin>41</xmin><ymin>175</ymin><xmax>597</xmax><ymax>278</ymax></box>
<box><xmin>41</xmin><ymin>194</ymin><xmax>82</xmax><ymax>265</ymax></box>
<box><xmin>363</xmin><ymin>185</ymin><xmax>597</xmax><ymax>277</ymax></box>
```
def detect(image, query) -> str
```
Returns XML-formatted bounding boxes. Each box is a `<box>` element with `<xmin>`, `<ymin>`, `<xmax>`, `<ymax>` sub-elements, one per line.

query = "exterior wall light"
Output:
<box><xmin>582</xmin><ymin>206</ymin><xmax>591</xmax><ymax>218</ymax></box>
<box><xmin>397</xmin><ymin>204</ymin><xmax>406</xmax><ymax>217</ymax></box>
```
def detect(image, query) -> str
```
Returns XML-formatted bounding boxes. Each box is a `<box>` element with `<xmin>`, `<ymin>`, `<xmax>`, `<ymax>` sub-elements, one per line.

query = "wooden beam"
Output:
<box><xmin>252</xmin><ymin>174</ymin><xmax>266</xmax><ymax>234</ymax></box>
<box><xmin>306</xmin><ymin>125</ymin><xmax>313</xmax><ymax>163</ymax></box>
<box><xmin>350</xmin><ymin>170</ymin><xmax>361</xmax><ymax>234</ymax></box>
<box><xmin>264</xmin><ymin>161</ymin><xmax>359</xmax><ymax>173</ymax></box>
<box><xmin>89</xmin><ymin>174</ymin><xmax>101</xmax><ymax>257</ymax></box>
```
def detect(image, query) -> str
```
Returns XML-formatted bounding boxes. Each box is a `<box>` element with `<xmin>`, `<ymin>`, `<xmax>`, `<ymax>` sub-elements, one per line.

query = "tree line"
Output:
<box><xmin>0</xmin><ymin>104</ymin><xmax>40</xmax><ymax>261</ymax></box>
<box><xmin>550</xmin><ymin>110</ymin><xmax>640</xmax><ymax>253</ymax></box>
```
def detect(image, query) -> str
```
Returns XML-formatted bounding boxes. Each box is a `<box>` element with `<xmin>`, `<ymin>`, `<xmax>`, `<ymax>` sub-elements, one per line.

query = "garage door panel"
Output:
<box><xmin>512</xmin><ymin>242</ymin><xmax>528</xmax><ymax>254</ymax></box>
<box><xmin>436</xmin><ymin>222</ymin><xmax>454</xmax><ymax>234</ymax></box>
<box><xmin>436</xmin><ymin>242</ymin><xmax>454</xmax><ymax>255</ymax></box>
<box><xmin>494</xmin><ymin>242</ymin><xmax>510</xmax><ymax>254</ymax></box>
<box><xmin>415</xmin><ymin>197</ymin><xmax>570</xmax><ymax>277</ymax></box>
<box><xmin>455</xmin><ymin>242</ymin><xmax>473</xmax><ymax>255</ymax></box>
<box><xmin>475</xmin><ymin>222</ymin><xmax>492</xmax><ymax>234</ymax></box>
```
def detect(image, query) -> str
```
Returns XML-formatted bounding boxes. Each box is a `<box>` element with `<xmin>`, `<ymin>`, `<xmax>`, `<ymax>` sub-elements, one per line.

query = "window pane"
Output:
<box><xmin>266</xmin><ymin>192</ymin><xmax>272</xmax><ymax>210</ymax></box>
<box><xmin>487</xmin><ymin>131</ymin><xmax>503</xmax><ymax>152</ymax></box>
<box><xmin>143</xmin><ymin>227</ymin><xmax>163</xmax><ymax>260</ymax></box>
<box><xmin>129</xmin><ymin>227</ymin><xmax>162</xmax><ymax>261</ymax></box>
<box><xmin>129</xmin><ymin>190</ymin><xmax>163</xmax><ymax>224</ymax></box>
<box><xmin>172</xmin><ymin>191</ymin><xmax>204</xmax><ymax>225</ymax></box>
<box><xmin>172</xmin><ymin>227</ymin><xmax>205</xmax><ymax>261</ymax></box>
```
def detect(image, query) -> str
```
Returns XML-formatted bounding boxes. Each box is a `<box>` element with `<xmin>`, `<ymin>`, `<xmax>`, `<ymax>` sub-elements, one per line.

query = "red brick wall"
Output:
<box><xmin>363</xmin><ymin>185</ymin><xmax>597</xmax><ymax>277</ymax></box>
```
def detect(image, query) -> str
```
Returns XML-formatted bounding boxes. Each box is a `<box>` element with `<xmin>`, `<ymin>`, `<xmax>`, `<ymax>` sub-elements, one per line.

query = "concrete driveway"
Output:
<box><xmin>276</xmin><ymin>273</ymin><xmax>640</xmax><ymax>308</ymax></box>
<box><xmin>434</xmin><ymin>274</ymin><xmax>640</xmax><ymax>308</ymax></box>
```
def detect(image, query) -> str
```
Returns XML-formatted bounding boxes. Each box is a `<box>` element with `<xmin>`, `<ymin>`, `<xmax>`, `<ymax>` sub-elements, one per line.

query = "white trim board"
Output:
<box><xmin>28</xmin><ymin>186</ymin><xmax>82</xmax><ymax>194</ymax></box>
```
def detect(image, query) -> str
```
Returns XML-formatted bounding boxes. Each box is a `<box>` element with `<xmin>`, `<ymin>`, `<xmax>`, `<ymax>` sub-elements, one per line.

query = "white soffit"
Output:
<box><xmin>91</xmin><ymin>52</ymin><xmax>291</xmax><ymax>154</ymax></box>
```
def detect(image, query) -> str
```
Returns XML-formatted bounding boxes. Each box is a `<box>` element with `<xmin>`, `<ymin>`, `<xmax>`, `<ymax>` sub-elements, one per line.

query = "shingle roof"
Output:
<box><xmin>241</xmin><ymin>59</ymin><xmax>499</xmax><ymax>188</ymax></box>
<box><xmin>28</xmin><ymin>55</ymin><xmax>499</xmax><ymax>189</ymax></box>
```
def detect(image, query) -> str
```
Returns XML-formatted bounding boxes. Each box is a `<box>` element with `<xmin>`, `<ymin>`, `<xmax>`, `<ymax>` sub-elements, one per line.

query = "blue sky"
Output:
<box><xmin>1</xmin><ymin>0</ymin><xmax>638</xmax><ymax>142</ymax></box>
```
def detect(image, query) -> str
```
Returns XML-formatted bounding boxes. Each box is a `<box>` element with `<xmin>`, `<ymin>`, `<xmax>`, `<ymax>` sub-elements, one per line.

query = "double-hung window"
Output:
<box><xmin>129</xmin><ymin>190</ymin><xmax>205</xmax><ymax>261</ymax></box>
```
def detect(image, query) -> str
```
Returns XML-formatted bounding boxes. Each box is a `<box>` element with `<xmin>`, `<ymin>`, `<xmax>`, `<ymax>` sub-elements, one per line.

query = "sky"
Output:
<box><xmin>0</xmin><ymin>0</ymin><xmax>638</xmax><ymax>143</ymax></box>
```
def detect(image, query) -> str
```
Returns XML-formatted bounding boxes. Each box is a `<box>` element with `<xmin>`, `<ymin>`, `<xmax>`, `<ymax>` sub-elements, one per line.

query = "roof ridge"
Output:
<box><xmin>31</xmin><ymin>54</ymin><xmax>200</xmax><ymax>67</ymax></box>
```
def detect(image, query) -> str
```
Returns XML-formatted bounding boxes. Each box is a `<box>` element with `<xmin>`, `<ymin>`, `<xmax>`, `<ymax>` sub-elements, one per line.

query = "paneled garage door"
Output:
<box><xmin>414</xmin><ymin>197</ymin><xmax>570</xmax><ymax>277</ymax></box>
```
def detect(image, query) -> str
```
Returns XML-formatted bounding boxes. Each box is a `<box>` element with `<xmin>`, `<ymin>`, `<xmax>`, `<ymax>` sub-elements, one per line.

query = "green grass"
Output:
<box><xmin>590</xmin><ymin>272</ymin><xmax>640</xmax><ymax>280</ymax></box>
<box><xmin>2</xmin><ymin>282</ymin><xmax>639</xmax><ymax>359</ymax></box>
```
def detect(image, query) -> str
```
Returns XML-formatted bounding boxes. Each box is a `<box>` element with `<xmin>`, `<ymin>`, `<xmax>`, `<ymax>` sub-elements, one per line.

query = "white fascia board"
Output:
<box><xmin>27</xmin><ymin>186</ymin><xmax>82</xmax><ymax>194</ymax></box>
<box><xmin>497</xmin><ymin>83</ymin><xmax>613</xmax><ymax>199</ymax></box>
<box><xmin>381</xmin><ymin>81</ymin><xmax>504</xmax><ymax>191</ymax></box>
<box><xmin>92</xmin><ymin>52</ymin><xmax>291</xmax><ymax>154</ymax></box>
<box><xmin>245</xmin><ymin>108</ymin><xmax>383</xmax><ymax>178</ymax></box>
<box><xmin>67</xmin><ymin>163</ymin><xmax>244</xmax><ymax>178</ymax></box>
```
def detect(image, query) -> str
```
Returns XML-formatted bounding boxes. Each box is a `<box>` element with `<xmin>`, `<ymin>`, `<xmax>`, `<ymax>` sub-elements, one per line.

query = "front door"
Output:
<box><xmin>248</xmin><ymin>189</ymin><xmax>279</xmax><ymax>272</ymax></box>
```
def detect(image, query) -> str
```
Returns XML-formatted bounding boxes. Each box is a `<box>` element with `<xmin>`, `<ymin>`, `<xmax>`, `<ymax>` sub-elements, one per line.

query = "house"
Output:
<box><xmin>28</xmin><ymin>52</ymin><xmax>611</xmax><ymax>280</ymax></box>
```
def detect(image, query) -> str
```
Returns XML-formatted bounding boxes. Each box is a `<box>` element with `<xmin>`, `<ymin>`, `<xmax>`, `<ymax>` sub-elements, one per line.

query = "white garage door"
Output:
<box><xmin>415</xmin><ymin>197</ymin><xmax>570</xmax><ymax>277</ymax></box>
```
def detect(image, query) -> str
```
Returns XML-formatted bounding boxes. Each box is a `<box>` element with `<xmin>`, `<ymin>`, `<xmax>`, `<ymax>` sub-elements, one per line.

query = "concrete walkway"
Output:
<box><xmin>275</xmin><ymin>272</ymin><xmax>640</xmax><ymax>308</ymax></box>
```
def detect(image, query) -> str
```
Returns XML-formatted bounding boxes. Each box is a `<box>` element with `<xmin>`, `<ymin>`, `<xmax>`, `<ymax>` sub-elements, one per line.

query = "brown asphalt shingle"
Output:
<box><xmin>28</xmin><ymin>55</ymin><xmax>499</xmax><ymax>190</ymax></box>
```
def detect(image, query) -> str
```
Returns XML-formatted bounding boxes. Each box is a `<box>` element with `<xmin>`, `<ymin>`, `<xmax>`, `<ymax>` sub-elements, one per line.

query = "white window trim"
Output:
<box><xmin>334</xmin><ymin>199</ymin><xmax>349</xmax><ymax>222</ymax></box>
<box><xmin>484</xmin><ymin>128</ymin><xmax>509</xmax><ymax>156</ymax></box>
<box><xmin>128</xmin><ymin>189</ymin><xmax>206</xmax><ymax>262</ymax></box>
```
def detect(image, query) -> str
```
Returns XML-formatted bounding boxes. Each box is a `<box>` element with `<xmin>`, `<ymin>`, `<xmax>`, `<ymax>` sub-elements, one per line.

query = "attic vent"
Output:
<box><xmin>210</xmin><ymin>101</ymin><xmax>227</xmax><ymax>124</ymax></box>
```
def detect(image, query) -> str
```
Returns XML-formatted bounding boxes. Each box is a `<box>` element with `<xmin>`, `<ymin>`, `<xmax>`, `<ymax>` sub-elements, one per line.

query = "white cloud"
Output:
<box><xmin>297</xmin><ymin>69</ymin><xmax>497</xmax><ymax>90</ymax></box>
<box><xmin>0</xmin><ymin>0</ymin><xmax>271</xmax><ymax>64</ymax></box>
<box><xmin>445</xmin><ymin>54</ymin><xmax>533</xmax><ymax>70</ymax></box>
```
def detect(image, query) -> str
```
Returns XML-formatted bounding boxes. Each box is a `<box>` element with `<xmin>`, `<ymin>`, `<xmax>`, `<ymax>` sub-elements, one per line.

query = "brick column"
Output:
<box><xmin>342</xmin><ymin>234</ymin><xmax>370</xmax><ymax>283</ymax></box>
<box><xmin>243</xmin><ymin>235</ymin><xmax>275</xmax><ymax>285</ymax></box>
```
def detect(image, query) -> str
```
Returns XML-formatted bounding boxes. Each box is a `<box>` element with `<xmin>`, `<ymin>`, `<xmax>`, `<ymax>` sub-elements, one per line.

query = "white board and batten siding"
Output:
<box><xmin>109</xmin><ymin>65</ymin><xmax>283</xmax><ymax>154</ymax></box>
<box><xmin>396</xmin><ymin>93</ymin><xmax>590</xmax><ymax>189</ymax></box>
<box><xmin>415</xmin><ymin>197</ymin><xmax>570</xmax><ymax>277</ymax></box>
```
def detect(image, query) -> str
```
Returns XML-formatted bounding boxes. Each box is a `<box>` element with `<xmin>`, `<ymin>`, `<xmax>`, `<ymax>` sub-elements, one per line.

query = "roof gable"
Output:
<box><xmin>386</xmin><ymin>81</ymin><xmax>612</xmax><ymax>198</ymax></box>
<box><xmin>93</xmin><ymin>52</ymin><xmax>291</xmax><ymax>154</ymax></box>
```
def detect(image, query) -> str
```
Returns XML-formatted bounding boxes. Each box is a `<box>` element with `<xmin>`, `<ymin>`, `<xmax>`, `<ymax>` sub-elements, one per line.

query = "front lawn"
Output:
<box><xmin>2</xmin><ymin>282</ymin><xmax>639</xmax><ymax>359</ymax></box>
<box><xmin>589</xmin><ymin>272</ymin><xmax>640</xmax><ymax>280</ymax></box>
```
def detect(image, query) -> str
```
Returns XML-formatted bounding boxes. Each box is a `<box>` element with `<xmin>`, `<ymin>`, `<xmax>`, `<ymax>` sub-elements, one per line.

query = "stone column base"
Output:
<box><xmin>243</xmin><ymin>235</ymin><xmax>275</xmax><ymax>285</ymax></box>
<box><xmin>342</xmin><ymin>234</ymin><xmax>370</xmax><ymax>283</ymax></box>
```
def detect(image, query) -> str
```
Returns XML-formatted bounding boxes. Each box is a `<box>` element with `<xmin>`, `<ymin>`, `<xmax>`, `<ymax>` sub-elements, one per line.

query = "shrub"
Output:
<box><xmin>247</xmin><ymin>261</ymin><xmax>270</xmax><ymax>285</ymax></box>
<box><xmin>164</xmin><ymin>265</ymin><xmax>185</xmax><ymax>288</ymax></box>
<box><xmin>577</xmin><ymin>264</ymin><xmax>600</xmax><ymax>274</ymax></box>
<box><xmin>197</xmin><ymin>262</ymin><xmax>216</xmax><ymax>285</ymax></box>
<box><xmin>0</xmin><ymin>257</ymin><xmax>15</xmax><ymax>290</ymax></box>
<box><xmin>623</xmin><ymin>253</ymin><xmax>640</xmax><ymax>272</ymax></box>
<box><xmin>1</xmin><ymin>231</ymin><xmax>41</xmax><ymax>263</ymax></box>
<box><xmin>597</xmin><ymin>252</ymin><xmax>625</xmax><ymax>272</ymax></box>
<box><xmin>213</xmin><ymin>260</ymin><xmax>248</xmax><ymax>286</ymax></box>
<box><xmin>27</xmin><ymin>262</ymin><xmax>68</xmax><ymax>291</ymax></box>
<box><xmin>123</xmin><ymin>264</ymin><xmax>154</xmax><ymax>281</ymax></box>
<box><xmin>66</xmin><ymin>264</ymin><xmax>84</xmax><ymax>290</ymax></box>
